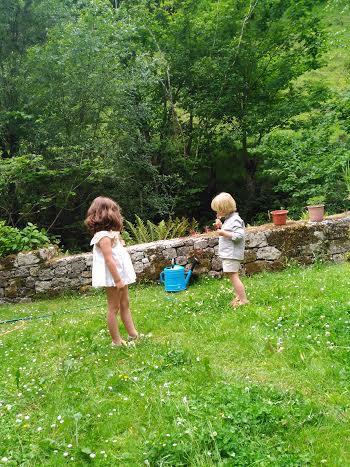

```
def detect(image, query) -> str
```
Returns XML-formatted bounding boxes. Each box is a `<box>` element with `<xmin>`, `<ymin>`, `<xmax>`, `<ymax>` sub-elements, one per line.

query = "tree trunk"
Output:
<box><xmin>184</xmin><ymin>112</ymin><xmax>193</xmax><ymax>158</ymax></box>
<box><xmin>242</xmin><ymin>131</ymin><xmax>258</xmax><ymax>205</ymax></box>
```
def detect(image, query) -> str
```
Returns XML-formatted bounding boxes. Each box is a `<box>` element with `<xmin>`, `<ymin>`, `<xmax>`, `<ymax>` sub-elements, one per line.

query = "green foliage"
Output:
<box><xmin>259</xmin><ymin>106</ymin><xmax>350</xmax><ymax>216</ymax></box>
<box><xmin>307</xmin><ymin>195</ymin><xmax>326</xmax><ymax>206</ymax></box>
<box><xmin>0</xmin><ymin>0</ymin><xmax>349</xmax><ymax>249</ymax></box>
<box><xmin>0</xmin><ymin>221</ymin><xmax>52</xmax><ymax>257</ymax></box>
<box><xmin>124</xmin><ymin>215</ymin><xmax>199</xmax><ymax>244</ymax></box>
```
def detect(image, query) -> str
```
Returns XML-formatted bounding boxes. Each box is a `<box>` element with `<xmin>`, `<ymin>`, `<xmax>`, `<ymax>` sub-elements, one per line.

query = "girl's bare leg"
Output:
<box><xmin>119</xmin><ymin>286</ymin><xmax>138</xmax><ymax>338</ymax></box>
<box><xmin>106</xmin><ymin>287</ymin><xmax>125</xmax><ymax>345</ymax></box>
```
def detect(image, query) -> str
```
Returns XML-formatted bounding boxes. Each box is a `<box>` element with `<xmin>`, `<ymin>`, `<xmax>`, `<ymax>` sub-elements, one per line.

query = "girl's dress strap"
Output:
<box><xmin>90</xmin><ymin>230</ymin><xmax>119</xmax><ymax>246</ymax></box>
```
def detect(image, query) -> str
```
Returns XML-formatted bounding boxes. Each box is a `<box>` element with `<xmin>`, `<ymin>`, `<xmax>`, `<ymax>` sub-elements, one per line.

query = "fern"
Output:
<box><xmin>344</xmin><ymin>161</ymin><xmax>350</xmax><ymax>199</ymax></box>
<box><xmin>124</xmin><ymin>216</ymin><xmax>199</xmax><ymax>244</ymax></box>
<box><xmin>135</xmin><ymin>215</ymin><xmax>150</xmax><ymax>243</ymax></box>
<box><xmin>145</xmin><ymin>220</ymin><xmax>154</xmax><ymax>242</ymax></box>
<box><xmin>156</xmin><ymin>220</ymin><xmax>168</xmax><ymax>239</ymax></box>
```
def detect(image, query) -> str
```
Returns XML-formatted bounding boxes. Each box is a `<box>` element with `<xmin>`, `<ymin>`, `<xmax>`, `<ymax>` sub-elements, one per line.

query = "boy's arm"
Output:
<box><xmin>98</xmin><ymin>237</ymin><xmax>125</xmax><ymax>288</ymax></box>
<box><xmin>218</xmin><ymin>219</ymin><xmax>245</xmax><ymax>241</ymax></box>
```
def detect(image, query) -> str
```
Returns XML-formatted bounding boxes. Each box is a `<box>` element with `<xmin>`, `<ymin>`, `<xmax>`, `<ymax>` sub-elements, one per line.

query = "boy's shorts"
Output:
<box><xmin>222</xmin><ymin>259</ymin><xmax>241</xmax><ymax>273</ymax></box>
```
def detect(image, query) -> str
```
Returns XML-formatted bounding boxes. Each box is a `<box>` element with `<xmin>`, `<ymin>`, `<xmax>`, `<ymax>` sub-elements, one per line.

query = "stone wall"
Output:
<box><xmin>1</xmin><ymin>215</ymin><xmax>349</xmax><ymax>304</ymax></box>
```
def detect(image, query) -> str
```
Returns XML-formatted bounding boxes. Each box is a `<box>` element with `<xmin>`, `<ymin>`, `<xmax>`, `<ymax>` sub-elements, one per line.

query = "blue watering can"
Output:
<box><xmin>160</xmin><ymin>258</ymin><xmax>198</xmax><ymax>292</ymax></box>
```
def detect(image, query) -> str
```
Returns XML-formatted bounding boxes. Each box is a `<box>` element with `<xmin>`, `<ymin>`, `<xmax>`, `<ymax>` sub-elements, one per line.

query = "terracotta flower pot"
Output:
<box><xmin>270</xmin><ymin>210</ymin><xmax>288</xmax><ymax>226</ymax></box>
<box><xmin>307</xmin><ymin>205</ymin><xmax>324</xmax><ymax>222</ymax></box>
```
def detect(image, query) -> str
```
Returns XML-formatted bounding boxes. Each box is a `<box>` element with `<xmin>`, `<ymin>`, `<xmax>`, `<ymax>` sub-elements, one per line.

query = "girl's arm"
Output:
<box><xmin>99</xmin><ymin>237</ymin><xmax>125</xmax><ymax>288</ymax></box>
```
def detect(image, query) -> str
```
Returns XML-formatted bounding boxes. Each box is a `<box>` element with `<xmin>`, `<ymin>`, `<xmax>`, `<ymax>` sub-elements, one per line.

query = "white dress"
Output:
<box><xmin>90</xmin><ymin>230</ymin><xmax>136</xmax><ymax>288</ymax></box>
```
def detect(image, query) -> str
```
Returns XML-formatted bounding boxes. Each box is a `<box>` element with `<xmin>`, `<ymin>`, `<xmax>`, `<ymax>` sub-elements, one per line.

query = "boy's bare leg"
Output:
<box><xmin>230</xmin><ymin>272</ymin><xmax>249</xmax><ymax>306</ymax></box>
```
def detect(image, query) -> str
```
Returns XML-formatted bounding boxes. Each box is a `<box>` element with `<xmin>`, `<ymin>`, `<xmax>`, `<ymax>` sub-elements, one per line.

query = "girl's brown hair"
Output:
<box><xmin>85</xmin><ymin>197</ymin><xmax>123</xmax><ymax>235</ymax></box>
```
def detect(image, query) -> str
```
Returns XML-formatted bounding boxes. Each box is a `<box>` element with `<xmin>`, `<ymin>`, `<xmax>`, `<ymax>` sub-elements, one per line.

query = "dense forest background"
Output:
<box><xmin>0</xmin><ymin>0</ymin><xmax>349</xmax><ymax>250</ymax></box>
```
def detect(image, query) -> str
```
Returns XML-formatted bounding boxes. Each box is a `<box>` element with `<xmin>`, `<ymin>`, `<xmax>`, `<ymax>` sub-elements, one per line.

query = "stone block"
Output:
<box><xmin>39</xmin><ymin>269</ymin><xmax>54</xmax><ymax>280</ymax></box>
<box><xmin>313</xmin><ymin>230</ymin><xmax>325</xmax><ymax>241</ymax></box>
<box><xmin>0</xmin><ymin>288</ymin><xmax>4</xmax><ymax>297</ymax></box>
<box><xmin>19</xmin><ymin>287</ymin><xmax>35</xmax><ymax>298</ymax></box>
<box><xmin>25</xmin><ymin>277</ymin><xmax>36</xmax><ymax>288</ymax></box>
<box><xmin>245</xmin><ymin>260</ymin><xmax>284</xmax><ymax>275</ymax></box>
<box><xmin>211</xmin><ymin>257</ymin><xmax>222</xmax><ymax>271</ymax></box>
<box><xmin>29</xmin><ymin>266</ymin><xmax>40</xmax><ymax>277</ymax></box>
<box><xmin>300</xmin><ymin>243</ymin><xmax>323</xmax><ymax>256</ymax></box>
<box><xmin>13</xmin><ymin>266</ymin><xmax>30</xmax><ymax>278</ymax></box>
<box><xmin>208</xmin><ymin>237</ymin><xmax>219</xmax><ymax>247</ymax></box>
<box><xmin>246</xmin><ymin>231</ymin><xmax>268</xmax><ymax>248</ymax></box>
<box><xmin>328</xmin><ymin>239</ymin><xmax>350</xmax><ymax>255</ymax></box>
<box><xmin>35</xmin><ymin>281</ymin><xmax>52</xmax><ymax>293</ymax></box>
<box><xmin>141</xmin><ymin>257</ymin><xmax>150</xmax><ymax>264</ymax></box>
<box><xmin>177</xmin><ymin>246</ymin><xmax>192</xmax><ymax>256</ymax></box>
<box><xmin>54</xmin><ymin>266</ymin><xmax>68</xmax><ymax>277</ymax></box>
<box><xmin>162</xmin><ymin>248</ymin><xmax>177</xmax><ymax>260</ymax></box>
<box><xmin>133</xmin><ymin>262</ymin><xmax>144</xmax><ymax>274</ymax></box>
<box><xmin>38</xmin><ymin>246</ymin><xmax>58</xmax><ymax>261</ymax></box>
<box><xmin>82</xmin><ymin>270</ymin><xmax>92</xmax><ymax>278</ymax></box>
<box><xmin>256</xmin><ymin>246</ymin><xmax>281</xmax><ymax>261</ymax></box>
<box><xmin>0</xmin><ymin>270</ymin><xmax>11</xmax><ymax>283</ymax></box>
<box><xmin>244</xmin><ymin>250</ymin><xmax>257</xmax><ymax>263</ymax></box>
<box><xmin>332</xmin><ymin>253</ymin><xmax>346</xmax><ymax>263</ymax></box>
<box><xmin>0</xmin><ymin>255</ymin><xmax>16</xmax><ymax>271</ymax></box>
<box><xmin>5</xmin><ymin>285</ymin><xmax>18</xmax><ymax>298</ymax></box>
<box><xmin>266</xmin><ymin>223</ymin><xmax>316</xmax><ymax>254</ymax></box>
<box><xmin>194</xmin><ymin>239</ymin><xmax>209</xmax><ymax>249</ymax></box>
<box><xmin>131</xmin><ymin>251</ymin><xmax>144</xmax><ymax>261</ymax></box>
<box><xmin>323</xmin><ymin>221</ymin><xmax>350</xmax><ymax>240</ymax></box>
<box><xmin>70</xmin><ymin>260</ymin><xmax>86</xmax><ymax>273</ymax></box>
<box><xmin>16</xmin><ymin>252</ymin><xmax>40</xmax><ymax>267</ymax></box>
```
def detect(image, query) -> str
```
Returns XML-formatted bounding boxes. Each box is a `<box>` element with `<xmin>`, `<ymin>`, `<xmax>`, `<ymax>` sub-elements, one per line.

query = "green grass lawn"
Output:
<box><xmin>0</xmin><ymin>262</ymin><xmax>350</xmax><ymax>466</ymax></box>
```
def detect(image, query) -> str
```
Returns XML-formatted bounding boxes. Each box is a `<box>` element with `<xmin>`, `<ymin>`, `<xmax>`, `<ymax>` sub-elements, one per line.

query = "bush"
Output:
<box><xmin>259</xmin><ymin>114</ymin><xmax>350</xmax><ymax>217</ymax></box>
<box><xmin>0</xmin><ymin>221</ymin><xmax>53</xmax><ymax>257</ymax></box>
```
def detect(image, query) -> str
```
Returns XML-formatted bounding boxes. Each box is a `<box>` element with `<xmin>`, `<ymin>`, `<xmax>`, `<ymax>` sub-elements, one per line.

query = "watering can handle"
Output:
<box><xmin>160</xmin><ymin>272</ymin><xmax>165</xmax><ymax>284</ymax></box>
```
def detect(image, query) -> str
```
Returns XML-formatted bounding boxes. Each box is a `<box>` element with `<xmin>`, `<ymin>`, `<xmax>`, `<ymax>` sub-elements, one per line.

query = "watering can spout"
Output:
<box><xmin>185</xmin><ymin>256</ymin><xmax>199</xmax><ymax>287</ymax></box>
<box><xmin>184</xmin><ymin>270</ymin><xmax>192</xmax><ymax>287</ymax></box>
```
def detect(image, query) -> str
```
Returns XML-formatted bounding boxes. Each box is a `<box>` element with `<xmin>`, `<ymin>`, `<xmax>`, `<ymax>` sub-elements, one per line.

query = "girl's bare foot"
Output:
<box><xmin>128</xmin><ymin>333</ymin><xmax>139</xmax><ymax>341</ymax></box>
<box><xmin>111</xmin><ymin>339</ymin><xmax>127</xmax><ymax>347</ymax></box>
<box><xmin>231</xmin><ymin>297</ymin><xmax>240</xmax><ymax>306</ymax></box>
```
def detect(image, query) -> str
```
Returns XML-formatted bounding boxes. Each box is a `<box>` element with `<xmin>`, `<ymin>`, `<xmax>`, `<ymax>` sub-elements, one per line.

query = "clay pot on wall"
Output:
<box><xmin>306</xmin><ymin>197</ymin><xmax>325</xmax><ymax>222</ymax></box>
<box><xmin>270</xmin><ymin>210</ymin><xmax>289</xmax><ymax>226</ymax></box>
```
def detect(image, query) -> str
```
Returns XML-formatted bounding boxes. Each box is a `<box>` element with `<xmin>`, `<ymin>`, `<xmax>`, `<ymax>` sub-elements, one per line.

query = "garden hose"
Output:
<box><xmin>0</xmin><ymin>304</ymin><xmax>102</xmax><ymax>326</ymax></box>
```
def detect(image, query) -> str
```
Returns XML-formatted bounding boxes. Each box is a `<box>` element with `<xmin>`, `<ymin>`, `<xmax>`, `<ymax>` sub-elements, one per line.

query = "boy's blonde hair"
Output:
<box><xmin>211</xmin><ymin>192</ymin><xmax>237</xmax><ymax>215</ymax></box>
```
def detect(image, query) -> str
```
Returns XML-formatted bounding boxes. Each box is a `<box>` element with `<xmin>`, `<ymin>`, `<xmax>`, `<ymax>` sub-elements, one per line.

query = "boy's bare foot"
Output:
<box><xmin>231</xmin><ymin>299</ymin><xmax>250</xmax><ymax>308</ymax></box>
<box><xmin>231</xmin><ymin>297</ymin><xmax>240</xmax><ymax>306</ymax></box>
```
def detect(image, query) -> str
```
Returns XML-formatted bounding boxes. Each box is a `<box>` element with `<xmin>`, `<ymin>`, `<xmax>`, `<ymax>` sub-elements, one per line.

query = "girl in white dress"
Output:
<box><xmin>85</xmin><ymin>196</ymin><xmax>139</xmax><ymax>346</ymax></box>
